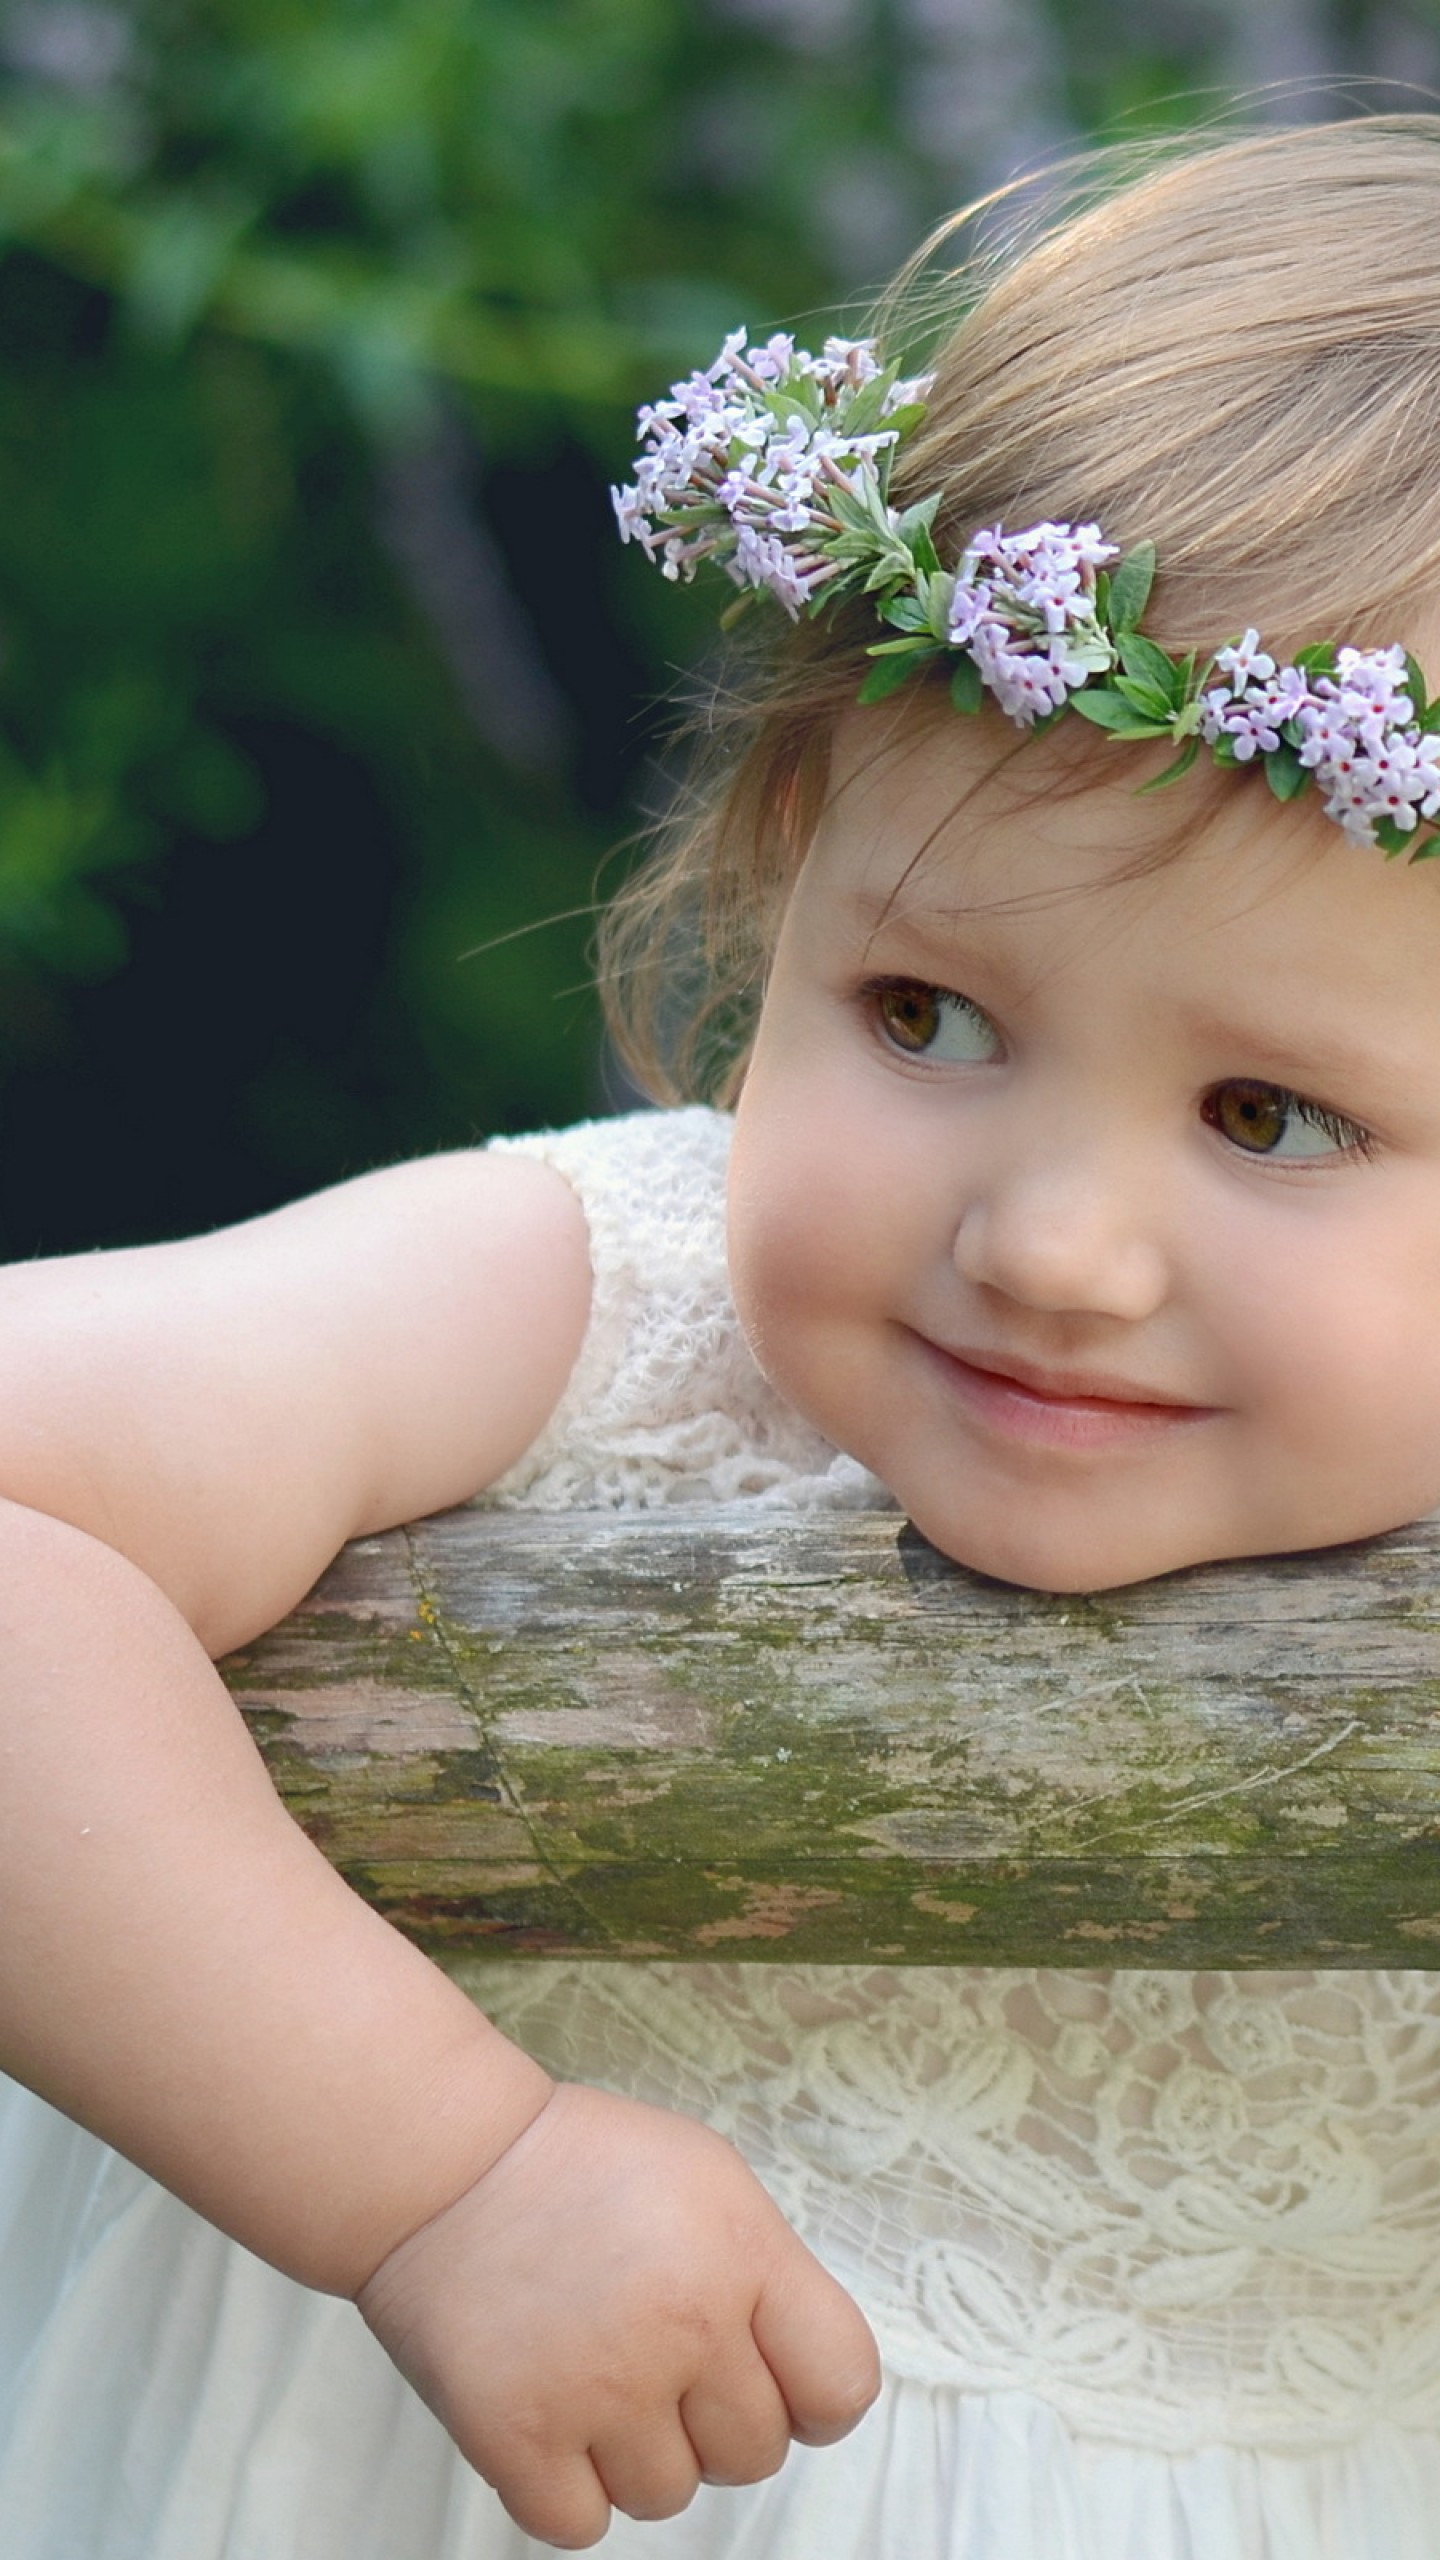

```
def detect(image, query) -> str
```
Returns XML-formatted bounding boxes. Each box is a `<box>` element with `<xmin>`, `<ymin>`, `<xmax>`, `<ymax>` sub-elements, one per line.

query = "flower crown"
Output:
<box><xmin>613</xmin><ymin>328</ymin><xmax>1440</xmax><ymax>859</ymax></box>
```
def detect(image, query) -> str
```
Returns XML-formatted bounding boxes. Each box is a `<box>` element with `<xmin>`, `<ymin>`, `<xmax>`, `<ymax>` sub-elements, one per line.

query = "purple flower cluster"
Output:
<box><xmin>611</xmin><ymin>330</ymin><xmax>932</xmax><ymax>617</ymax></box>
<box><xmin>615</xmin><ymin>329</ymin><xmax>1440</xmax><ymax>860</ymax></box>
<box><xmin>1198</xmin><ymin>635</ymin><xmax>1440</xmax><ymax>846</ymax></box>
<box><xmin>945</xmin><ymin>523</ymin><xmax>1118</xmax><ymax>726</ymax></box>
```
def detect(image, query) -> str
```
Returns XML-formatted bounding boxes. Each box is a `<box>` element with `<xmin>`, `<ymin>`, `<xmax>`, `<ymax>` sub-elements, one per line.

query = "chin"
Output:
<box><xmin>902</xmin><ymin>1495</ymin><xmax>1200</xmax><ymax>1596</ymax></box>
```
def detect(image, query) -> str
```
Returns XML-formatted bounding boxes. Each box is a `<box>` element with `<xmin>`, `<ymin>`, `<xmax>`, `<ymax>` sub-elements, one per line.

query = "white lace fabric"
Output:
<box><xmin>485</xmin><ymin>1109</ymin><xmax>885</xmax><ymax>1514</ymax></box>
<box><xmin>456</xmin><ymin>1958</ymin><xmax>1440</xmax><ymax>2456</ymax></box>
<box><xmin>475</xmin><ymin>1109</ymin><xmax>1440</xmax><ymax>2457</ymax></box>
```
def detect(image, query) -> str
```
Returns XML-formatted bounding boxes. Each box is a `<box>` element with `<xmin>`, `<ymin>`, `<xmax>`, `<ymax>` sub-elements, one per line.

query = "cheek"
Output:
<box><xmin>727</xmin><ymin>1078</ymin><xmax>912</xmax><ymax>1380</ymax></box>
<box><xmin>1212</xmin><ymin>1200</ymin><xmax>1440</xmax><ymax>1469</ymax></box>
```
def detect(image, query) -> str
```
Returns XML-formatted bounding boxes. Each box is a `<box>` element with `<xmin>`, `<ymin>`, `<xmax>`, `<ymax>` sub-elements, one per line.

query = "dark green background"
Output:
<box><xmin>0</xmin><ymin>0</ymin><xmax>1434</xmax><ymax>1254</ymax></box>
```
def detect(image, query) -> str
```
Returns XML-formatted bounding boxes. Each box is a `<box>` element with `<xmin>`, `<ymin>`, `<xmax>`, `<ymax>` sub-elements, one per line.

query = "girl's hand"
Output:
<box><xmin>356</xmin><ymin>2082</ymin><xmax>881</xmax><ymax>2549</ymax></box>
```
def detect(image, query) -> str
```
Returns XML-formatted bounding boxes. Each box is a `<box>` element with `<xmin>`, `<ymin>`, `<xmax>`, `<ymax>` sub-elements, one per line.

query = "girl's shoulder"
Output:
<box><xmin>489</xmin><ymin>1104</ymin><xmax>733</xmax><ymax>1249</ymax></box>
<box><xmin>483</xmin><ymin>1107</ymin><xmax>883</xmax><ymax>1516</ymax></box>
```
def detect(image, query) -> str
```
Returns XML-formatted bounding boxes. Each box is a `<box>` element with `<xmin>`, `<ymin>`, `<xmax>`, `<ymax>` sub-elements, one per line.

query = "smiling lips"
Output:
<box><xmin>920</xmin><ymin>1338</ymin><xmax>1215</xmax><ymax>1451</ymax></box>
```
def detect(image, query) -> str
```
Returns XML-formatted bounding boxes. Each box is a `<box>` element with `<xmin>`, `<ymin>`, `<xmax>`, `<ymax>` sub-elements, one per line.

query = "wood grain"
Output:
<box><xmin>222</xmin><ymin>1507</ymin><xmax>1440</xmax><ymax>1966</ymax></box>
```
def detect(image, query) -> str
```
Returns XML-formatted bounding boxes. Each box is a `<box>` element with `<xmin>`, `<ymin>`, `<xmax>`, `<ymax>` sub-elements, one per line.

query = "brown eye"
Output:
<box><xmin>1201</xmin><ymin>1080</ymin><xmax>1369</xmax><ymax>1161</ymax></box>
<box><xmin>877</xmin><ymin>984</ymin><xmax>941</xmax><ymax>1051</ymax></box>
<box><xmin>870</xmin><ymin>981</ymin><xmax>999</xmax><ymax>1063</ymax></box>
<box><xmin>1203</xmin><ymin>1080</ymin><xmax>1288</xmax><ymax>1153</ymax></box>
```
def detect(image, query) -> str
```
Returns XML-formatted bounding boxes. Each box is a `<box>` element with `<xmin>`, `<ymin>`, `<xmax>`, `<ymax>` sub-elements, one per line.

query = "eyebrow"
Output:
<box><xmin>1173</xmin><ymin>1009</ymin><xmax>1411</xmax><ymax>1101</ymax></box>
<box><xmin>842</xmin><ymin>891</ymin><xmax>1413</xmax><ymax>1101</ymax></box>
<box><xmin>840</xmin><ymin>878</ymin><xmax>1100</xmax><ymax>944</ymax></box>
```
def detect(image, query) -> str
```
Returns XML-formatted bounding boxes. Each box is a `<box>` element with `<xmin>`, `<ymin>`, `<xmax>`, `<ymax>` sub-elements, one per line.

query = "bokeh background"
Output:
<box><xmin>1</xmin><ymin>0</ymin><xmax>1437</xmax><ymax>1255</ymax></box>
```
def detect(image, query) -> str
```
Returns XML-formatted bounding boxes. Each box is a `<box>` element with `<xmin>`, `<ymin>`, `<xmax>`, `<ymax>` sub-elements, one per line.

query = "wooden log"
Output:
<box><xmin>222</xmin><ymin>1506</ymin><xmax>1440</xmax><ymax>1967</ymax></box>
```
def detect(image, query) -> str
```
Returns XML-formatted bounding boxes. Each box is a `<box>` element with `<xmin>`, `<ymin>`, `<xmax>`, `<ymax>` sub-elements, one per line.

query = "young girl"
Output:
<box><xmin>5</xmin><ymin>109</ymin><xmax>1440</xmax><ymax>2560</ymax></box>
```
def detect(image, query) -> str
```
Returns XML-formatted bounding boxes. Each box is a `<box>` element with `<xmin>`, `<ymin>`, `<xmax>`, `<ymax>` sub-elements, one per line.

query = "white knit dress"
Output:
<box><xmin>3</xmin><ymin>1105</ymin><xmax>1440</xmax><ymax>2560</ymax></box>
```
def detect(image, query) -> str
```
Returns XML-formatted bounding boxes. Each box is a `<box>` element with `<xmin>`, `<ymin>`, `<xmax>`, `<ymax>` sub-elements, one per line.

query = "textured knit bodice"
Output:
<box><xmin>467</xmin><ymin>1108</ymin><xmax>1440</xmax><ymax>2458</ymax></box>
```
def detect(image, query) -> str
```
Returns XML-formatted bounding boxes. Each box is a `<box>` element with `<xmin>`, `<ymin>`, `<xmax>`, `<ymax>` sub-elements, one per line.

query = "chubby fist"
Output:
<box><xmin>356</xmin><ymin>2082</ymin><xmax>881</xmax><ymax>2547</ymax></box>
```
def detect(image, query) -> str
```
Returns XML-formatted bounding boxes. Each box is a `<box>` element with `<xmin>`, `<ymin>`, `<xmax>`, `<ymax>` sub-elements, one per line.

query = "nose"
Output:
<box><xmin>952</xmin><ymin>1143</ymin><xmax>1170</xmax><ymax>1323</ymax></box>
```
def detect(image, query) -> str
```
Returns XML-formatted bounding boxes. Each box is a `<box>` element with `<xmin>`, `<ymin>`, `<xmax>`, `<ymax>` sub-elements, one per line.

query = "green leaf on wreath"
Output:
<box><xmin>949</xmin><ymin>655</ymin><xmax>984</xmax><ymax>713</ymax></box>
<box><xmin>1113</xmin><ymin>674</ymin><xmax>1175</xmax><ymax>721</ymax></box>
<box><xmin>1263</xmin><ymin>748</ymin><xmax>1308</xmax><ymax>802</ymax></box>
<box><xmin>1136</xmin><ymin>738</ymin><xmax>1202</xmax><ymax>794</ymax></box>
<box><xmin>1108</xmin><ymin>542</ymin><xmax>1157</xmax><ymax>632</ymax></box>
<box><xmin>1373</xmin><ymin>815</ymin><xmax>1418</xmax><ymax>857</ymax></box>
<box><xmin>880</xmin><ymin>595</ymin><xmax>932</xmax><ymax>633</ymax></box>
<box><xmin>1118</xmin><ymin>632</ymin><xmax>1185</xmax><ymax>703</ymax></box>
<box><xmin>859</xmin><ymin>656</ymin><xmax>925</xmax><ymax>705</ymax></box>
<box><xmin>1071</xmin><ymin>688</ymin><xmax>1143</xmax><ymax>730</ymax></box>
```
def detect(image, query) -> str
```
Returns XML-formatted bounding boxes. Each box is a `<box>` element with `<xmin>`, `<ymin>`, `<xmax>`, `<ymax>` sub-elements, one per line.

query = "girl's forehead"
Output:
<box><xmin>804</xmin><ymin>708</ymin><xmax>1440</xmax><ymax>1023</ymax></box>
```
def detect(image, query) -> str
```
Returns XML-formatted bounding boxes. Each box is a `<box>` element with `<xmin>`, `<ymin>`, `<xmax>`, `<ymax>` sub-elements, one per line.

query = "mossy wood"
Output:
<box><xmin>223</xmin><ymin>1507</ymin><xmax>1440</xmax><ymax>1968</ymax></box>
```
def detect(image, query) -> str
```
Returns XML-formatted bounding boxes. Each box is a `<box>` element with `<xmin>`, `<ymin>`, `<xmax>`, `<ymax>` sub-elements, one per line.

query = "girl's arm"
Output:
<box><xmin>0</xmin><ymin>1150</ymin><xmax>878</xmax><ymax>2544</ymax></box>
<box><xmin>0</xmin><ymin>1148</ymin><xmax>592</xmax><ymax>1655</ymax></box>
<box><xmin>0</xmin><ymin>1148</ymin><xmax>593</xmax><ymax>2278</ymax></box>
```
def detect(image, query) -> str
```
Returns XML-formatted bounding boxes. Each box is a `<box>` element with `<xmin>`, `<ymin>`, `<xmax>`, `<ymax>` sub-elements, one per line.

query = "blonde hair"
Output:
<box><xmin>598</xmin><ymin>113</ymin><xmax>1440</xmax><ymax>1104</ymax></box>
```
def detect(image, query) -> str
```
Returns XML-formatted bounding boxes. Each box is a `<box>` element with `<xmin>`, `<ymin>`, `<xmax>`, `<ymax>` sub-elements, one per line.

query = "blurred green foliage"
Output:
<box><xmin>0</xmin><ymin>0</ymin><xmax>1433</xmax><ymax>1249</ymax></box>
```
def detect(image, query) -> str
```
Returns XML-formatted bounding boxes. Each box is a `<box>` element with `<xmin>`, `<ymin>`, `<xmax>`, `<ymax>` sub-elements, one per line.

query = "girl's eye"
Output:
<box><xmin>871</xmin><ymin>980</ymin><xmax>999</xmax><ymax>1064</ymax></box>
<box><xmin>1201</xmin><ymin>1078</ymin><xmax>1373</xmax><ymax>1162</ymax></box>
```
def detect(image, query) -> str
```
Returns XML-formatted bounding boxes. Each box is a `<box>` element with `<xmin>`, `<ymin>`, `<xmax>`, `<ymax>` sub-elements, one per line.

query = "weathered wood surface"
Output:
<box><xmin>222</xmin><ymin>1506</ymin><xmax>1440</xmax><ymax>1967</ymax></box>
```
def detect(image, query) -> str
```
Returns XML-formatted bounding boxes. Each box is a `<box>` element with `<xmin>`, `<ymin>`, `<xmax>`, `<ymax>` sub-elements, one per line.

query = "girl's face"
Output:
<box><xmin>727</xmin><ymin>710</ymin><xmax>1440</xmax><ymax>1590</ymax></box>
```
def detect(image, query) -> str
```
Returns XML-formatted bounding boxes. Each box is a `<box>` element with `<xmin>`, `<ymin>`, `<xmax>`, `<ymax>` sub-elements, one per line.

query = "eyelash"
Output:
<box><xmin>1199</xmin><ymin>1083</ymin><xmax>1378</xmax><ymax>1164</ymax></box>
<box><xmin>862</xmin><ymin>976</ymin><xmax>996</xmax><ymax>1056</ymax></box>
<box><xmin>862</xmin><ymin>976</ymin><xmax>1379</xmax><ymax>1164</ymax></box>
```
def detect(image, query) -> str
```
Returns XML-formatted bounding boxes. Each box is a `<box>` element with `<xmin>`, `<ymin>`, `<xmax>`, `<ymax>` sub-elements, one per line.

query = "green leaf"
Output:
<box><xmin>949</xmin><ymin>655</ymin><xmax>984</xmax><ymax>713</ymax></box>
<box><xmin>836</xmin><ymin>375</ymin><xmax>897</xmax><ymax>437</ymax></box>
<box><xmin>1070</xmin><ymin>691</ymin><xmax>1169</xmax><ymax>738</ymax></box>
<box><xmin>894</xmin><ymin>491</ymin><xmax>940</xmax><ymax>540</ymax></box>
<box><xmin>1406</xmin><ymin>652</ymin><xmax>1430</xmax><ymax>717</ymax></box>
<box><xmin>905</xmin><ymin>526</ymin><xmax>942</xmax><ymax>579</ymax></box>
<box><xmin>1293</xmin><ymin>642</ymin><xmax>1337</xmax><ymax>679</ymax></box>
<box><xmin>1118</xmin><ymin>632</ymin><xmax>1185</xmax><ymax>703</ymax></box>
<box><xmin>1136</xmin><ymin>738</ymin><xmax>1202</xmax><ymax>794</ymax></box>
<box><xmin>766</xmin><ymin>388</ymin><xmax>821</xmax><ymax>433</ymax></box>
<box><xmin>1422</xmin><ymin>698</ymin><xmax>1440</xmax><ymax>734</ymax></box>
<box><xmin>882</xmin><ymin>401</ymin><xmax>930</xmax><ymax>443</ymax></box>
<box><xmin>920</xmin><ymin>570</ymin><xmax>957</xmax><ymax>637</ymax></box>
<box><xmin>1108</xmin><ymin>541</ymin><xmax>1156</xmax><ymax>632</ymax></box>
<box><xmin>879</xmin><ymin>595</ymin><xmax>932</xmax><ymax>634</ymax></box>
<box><xmin>1113</xmin><ymin>674</ymin><xmax>1175</xmax><ymax>721</ymax></box>
<box><xmin>1070</xmin><ymin>688</ymin><xmax>1145</xmax><ymax>730</ymax></box>
<box><xmin>896</xmin><ymin>495</ymin><xmax>942</xmax><ymax>577</ymax></box>
<box><xmin>1408</xmin><ymin>831</ymin><xmax>1440</xmax><ymax>863</ymax></box>
<box><xmin>864</xmin><ymin>635</ymin><xmax>936</xmax><ymax>659</ymax></box>
<box><xmin>1263</xmin><ymin>748</ymin><xmax>1308</xmax><ymax>802</ymax></box>
<box><xmin>862</xmin><ymin>554</ymin><xmax>919</xmax><ymax>597</ymax></box>
<box><xmin>1375</xmin><ymin>815</ymin><xmax>1418</xmax><ymax>858</ymax></box>
<box><xmin>858</xmin><ymin>651</ymin><xmax>928</xmax><ymax>704</ymax></box>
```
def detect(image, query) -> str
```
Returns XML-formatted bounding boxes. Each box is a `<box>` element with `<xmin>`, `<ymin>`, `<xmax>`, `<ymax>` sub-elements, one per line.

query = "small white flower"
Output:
<box><xmin>730</xmin><ymin>522</ymin><xmax>829</xmax><ymax>617</ymax></box>
<box><xmin>883</xmin><ymin>371</ymin><xmax>936</xmax><ymax>413</ymax></box>
<box><xmin>1225</xmin><ymin>704</ymin><xmax>1282</xmax><ymax>760</ymax></box>
<box><xmin>945</xmin><ymin>582</ymin><xmax>992</xmax><ymax>649</ymax></box>
<box><xmin>1215</xmin><ymin>629</ymin><xmax>1276</xmax><ymax>689</ymax></box>
<box><xmin>747</xmin><ymin>332</ymin><xmax>797</xmax><ymax>382</ymax></box>
<box><xmin>706</xmin><ymin>325</ymin><xmax>751</xmax><ymax>380</ymax></box>
<box><xmin>817</xmin><ymin>336</ymin><xmax>883</xmax><ymax>390</ymax></box>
